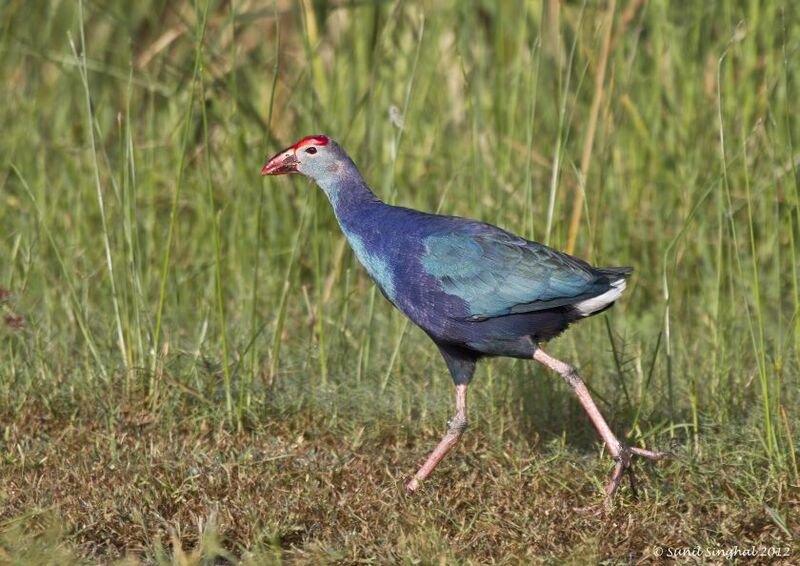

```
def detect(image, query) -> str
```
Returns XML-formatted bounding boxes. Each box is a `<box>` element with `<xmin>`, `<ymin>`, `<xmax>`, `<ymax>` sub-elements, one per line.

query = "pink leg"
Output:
<box><xmin>406</xmin><ymin>384</ymin><xmax>467</xmax><ymax>492</ymax></box>
<box><xmin>533</xmin><ymin>348</ymin><xmax>665</xmax><ymax>501</ymax></box>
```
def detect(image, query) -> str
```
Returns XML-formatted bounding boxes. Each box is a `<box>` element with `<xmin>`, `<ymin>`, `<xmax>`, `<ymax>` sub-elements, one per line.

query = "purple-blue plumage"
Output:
<box><xmin>334</xmin><ymin>202</ymin><xmax>630</xmax><ymax>383</ymax></box>
<box><xmin>266</xmin><ymin>137</ymin><xmax>627</xmax><ymax>377</ymax></box>
<box><xmin>261</xmin><ymin>135</ymin><xmax>663</xmax><ymax>499</ymax></box>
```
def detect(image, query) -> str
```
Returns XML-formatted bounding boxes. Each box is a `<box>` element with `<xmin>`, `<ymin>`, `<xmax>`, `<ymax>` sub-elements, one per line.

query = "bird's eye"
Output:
<box><xmin>305</xmin><ymin>147</ymin><xmax>317</xmax><ymax>155</ymax></box>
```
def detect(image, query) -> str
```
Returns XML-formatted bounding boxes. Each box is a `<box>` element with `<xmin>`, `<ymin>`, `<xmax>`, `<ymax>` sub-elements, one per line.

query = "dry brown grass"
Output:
<box><xmin>1</xmin><ymin>401</ymin><xmax>796</xmax><ymax>564</ymax></box>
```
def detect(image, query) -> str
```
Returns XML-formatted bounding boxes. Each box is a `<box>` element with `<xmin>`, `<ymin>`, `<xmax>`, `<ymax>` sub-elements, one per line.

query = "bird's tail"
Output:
<box><xmin>597</xmin><ymin>266</ymin><xmax>633</xmax><ymax>279</ymax></box>
<box><xmin>572</xmin><ymin>267</ymin><xmax>632</xmax><ymax>317</ymax></box>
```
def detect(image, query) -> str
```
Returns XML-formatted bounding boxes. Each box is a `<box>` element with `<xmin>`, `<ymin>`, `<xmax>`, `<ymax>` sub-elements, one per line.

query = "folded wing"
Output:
<box><xmin>421</xmin><ymin>223</ymin><xmax>629</xmax><ymax>321</ymax></box>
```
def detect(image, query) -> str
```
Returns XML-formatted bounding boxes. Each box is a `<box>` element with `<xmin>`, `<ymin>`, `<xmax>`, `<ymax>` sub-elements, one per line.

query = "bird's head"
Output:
<box><xmin>261</xmin><ymin>135</ymin><xmax>344</xmax><ymax>182</ymax></box>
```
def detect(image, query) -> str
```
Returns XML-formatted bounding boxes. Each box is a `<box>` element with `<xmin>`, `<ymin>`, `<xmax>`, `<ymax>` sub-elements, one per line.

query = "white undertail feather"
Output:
<box><xmin>574</xmin><ymin>278</ymin><xmax>626</xmax><ymax>317</ymax></box>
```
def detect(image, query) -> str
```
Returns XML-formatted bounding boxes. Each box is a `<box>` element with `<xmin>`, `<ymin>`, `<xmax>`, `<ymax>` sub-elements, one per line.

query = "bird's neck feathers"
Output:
<box><xmin>315</xmin><ymin>155</ymin><xmax>383</xmax><ymax>224</ymax></box>
<box><xmin>315</xmin><ymin>156</ymin><xmax>397</xmax><ymax>302</ymax></box>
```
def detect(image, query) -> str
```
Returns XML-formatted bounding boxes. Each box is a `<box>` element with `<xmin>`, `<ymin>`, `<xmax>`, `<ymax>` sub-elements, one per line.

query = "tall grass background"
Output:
<box><xmin>0</xmin><ymin>0</ymin><xmax>798</xmax><ymax>560</ymax></box>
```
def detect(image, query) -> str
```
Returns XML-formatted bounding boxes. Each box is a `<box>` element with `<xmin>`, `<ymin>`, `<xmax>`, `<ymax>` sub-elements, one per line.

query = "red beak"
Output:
<box><xmin>261</xmin><ymin>147</ymin><xmax>299</xmax><ymax>176</ymax></box>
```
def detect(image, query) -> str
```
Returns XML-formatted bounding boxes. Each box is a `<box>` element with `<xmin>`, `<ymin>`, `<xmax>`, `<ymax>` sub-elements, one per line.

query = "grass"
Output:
<box><xmin>1</xmin><ymin>0</ymin><xmax>798</xmax><ymax>562</ymax></box>
<box><xmin>0</xmin><ymin>405</ymin><xmax>792</xmax><ymax>563</ymax></box>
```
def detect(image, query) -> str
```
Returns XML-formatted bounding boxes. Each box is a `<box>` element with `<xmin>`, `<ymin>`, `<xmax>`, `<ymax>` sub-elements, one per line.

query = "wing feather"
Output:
<box><xmin>421</xmin><ymin>224</ymin><xmax>618</xmax><ymax>321</ymax></box>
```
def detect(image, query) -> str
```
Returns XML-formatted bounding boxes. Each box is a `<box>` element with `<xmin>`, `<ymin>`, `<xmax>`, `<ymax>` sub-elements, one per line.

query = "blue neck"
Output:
<box><xmin>316</xmin><ymin>165</ymin><xmax>383</xmax><ymax>229</ymax></box>
<box><xmin>315</xmin><ymin>163</ymin><xmax>398</xmax><ymax>301</ymax></box>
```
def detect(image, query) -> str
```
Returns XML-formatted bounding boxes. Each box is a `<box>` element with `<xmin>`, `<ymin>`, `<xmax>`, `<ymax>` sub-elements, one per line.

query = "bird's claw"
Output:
<box><xmin>406</xmin><ymin>477</ymin><xmax>420</xmax><ymax>493</ymax></box>
<box><xmin>604</xmin><ymin>442</ymin><xmax>666</xmax><ymax>504</ymax></box>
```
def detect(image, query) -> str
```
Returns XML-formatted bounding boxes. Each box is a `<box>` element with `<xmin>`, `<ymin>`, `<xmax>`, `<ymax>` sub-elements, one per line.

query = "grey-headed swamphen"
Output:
<box><xmin>262</xmin><ymin>135</ymin><xmax>664</xmax><ymax>502</ymax></box>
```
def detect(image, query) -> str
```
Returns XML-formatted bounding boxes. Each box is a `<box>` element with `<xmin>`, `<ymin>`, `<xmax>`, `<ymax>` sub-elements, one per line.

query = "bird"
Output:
<box><xmin>261</xmin><ymin>135</ymin><xmax>664</xmax><ymax>502</ymax></box>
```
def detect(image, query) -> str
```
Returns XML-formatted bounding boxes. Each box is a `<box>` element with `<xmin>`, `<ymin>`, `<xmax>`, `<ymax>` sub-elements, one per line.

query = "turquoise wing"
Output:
<box><xmin>421</xmin><ymin>225</ymin><xmax>606</xmax><ymax>321</ymax></box>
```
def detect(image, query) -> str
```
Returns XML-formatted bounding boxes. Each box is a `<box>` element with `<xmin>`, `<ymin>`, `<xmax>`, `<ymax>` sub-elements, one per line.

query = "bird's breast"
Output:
<box><xmin>344</xmin><ymin>231</ymin><xmax>398</xmax><ymax>303</ymax></box>
<box><xmin>338</xmin><ymin>215</ymin><xmax>474</xmax><ymax>340</ymax></box>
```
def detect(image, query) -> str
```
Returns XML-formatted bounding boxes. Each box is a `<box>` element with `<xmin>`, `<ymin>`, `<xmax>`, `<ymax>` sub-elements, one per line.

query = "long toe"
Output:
<box><xmin>629</xmin><ymin>446</ymin><xmax>667</xmax><ymax>460</ymax></box>
<box><xmin>605</xmin><ymin>459</ymin><xmax>628</xmax><ymax>501</ymax></box>
<box><xmin>604</xmin><ymin>443</ymin><xmax>665</xmax><ymax>502</ymax></box>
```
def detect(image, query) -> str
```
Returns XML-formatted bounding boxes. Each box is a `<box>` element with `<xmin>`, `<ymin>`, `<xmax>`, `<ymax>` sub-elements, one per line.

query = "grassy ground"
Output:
<box><xmin>1</xmin><ymin>0</ymin><xmax>798</xmax><ymax>563</ymax></box>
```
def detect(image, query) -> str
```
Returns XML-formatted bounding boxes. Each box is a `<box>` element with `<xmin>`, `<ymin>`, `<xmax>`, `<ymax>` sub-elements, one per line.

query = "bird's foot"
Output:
<box><xmin>406</xmin><ymin>477</ymin><xmax>421</xmax><ymax>493</ymax></box>
<box><xmin>604</xmin><ymin>443</ymin><xmax>666</xmax><ymax>506</ymax></box>
<box><xmin>573</xmin><ymin>444</ymin><xmax>665</xmax><ymax>514</ymax></box>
